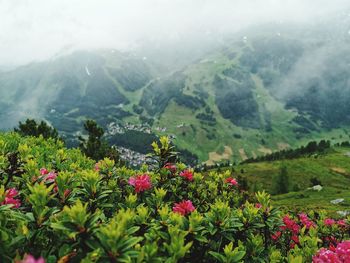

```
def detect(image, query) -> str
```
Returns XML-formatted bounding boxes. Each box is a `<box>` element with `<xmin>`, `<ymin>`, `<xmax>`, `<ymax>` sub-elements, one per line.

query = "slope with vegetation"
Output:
<box><xmin>2</xmin><ymin>22</ymin><xmax>350</xmax><ymax>164</ymax></box>
<box><xmin>213</xmin><ymin>143</ymin><xmax>350</xmax><ymax>215</ymax></box>
<box><xmin>0</xmin><ymin>132</ymin><xmax>350</xmax><ymax>262</ymax></box>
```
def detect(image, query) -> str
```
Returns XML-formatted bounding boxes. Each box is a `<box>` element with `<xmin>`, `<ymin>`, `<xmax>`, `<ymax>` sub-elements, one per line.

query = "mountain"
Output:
<box><xmin>1</xmin><ymin>20</ymin><xmax>350</xmax><ymax>164</ymax></box>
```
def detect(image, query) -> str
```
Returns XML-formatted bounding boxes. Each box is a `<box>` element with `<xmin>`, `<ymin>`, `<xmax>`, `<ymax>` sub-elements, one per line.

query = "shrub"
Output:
<box><xmin>0</xmin><ymin>133</ymin><xmax>349</xmax><ymax>262</ymax></box>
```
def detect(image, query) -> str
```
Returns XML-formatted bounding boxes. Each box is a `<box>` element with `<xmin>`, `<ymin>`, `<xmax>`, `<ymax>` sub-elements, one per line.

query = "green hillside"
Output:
<box><xmin>1</xmin><ymin>131</ymin><xmax>350</xmax><ymax>262</ymax></box>
<box><xmin>213</xmin><ymin>145</ymin><xmax>350</xmax><ymax>215</ymax></box>
<box><xmin>2</xmin><ymin>25</ymin><xmax>350</xmax><ymax>164</ymax></box>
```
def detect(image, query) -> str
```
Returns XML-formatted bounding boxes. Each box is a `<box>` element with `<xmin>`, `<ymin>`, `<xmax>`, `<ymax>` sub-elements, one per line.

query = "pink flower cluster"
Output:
<box><xmin>272</xmin><ymin>215</ymin><xmax>300</xmax><ymax>248</ymax></box>
<box><xmin>179</xmin><ymin>169</ymin><xmax>193</xmax><ymax>181</ymax></box>
<box><xmin>173</xmin><ymin>200</ymin><xmax>195</xmax><ymax>216</ymax></box>
<box><xmin>281</xmin><ymin>215</ymin><xmax>300</xmax><ymax>234</ymax></box>
<box><xmin>20</xmin><ymin>254</ymin><xmax>45</xmax><ymax>263</ymax></box>
<box><xmin>225</xmin><ymin>177</ymin><xmax>238</xmax><ymax>186</ymax></box>
<box><xmin>313</xmin><ymin>241</ymin><xmax>350</xmax><ymax>262</ymax></box>
<box><xmin>128</xmin><ymin>174</ymin><xmax>152</xmax><ymax>193</ymax></box>
<box><xmin>324</xmin><ymin>218</ymin><xmax>347</xmax><ymax>227</ymax></box>
<box><xmin>94</xmin><ymin>163</ymin><xmax>100</xmax><ymax>172</ymax></box>
<box><xmin>39</xmin><ymin>168</ymin><xmax>57</xmax><ymax>183</ymax></box>
<box><xmin>299</xmin><ymin>213</ymin><xmax>316</xmax><ymax>229</ymax></box>
<box><xmin>1</xmin><ymin>188</ymin><xmax>21</xmax><ymax>208</ymax></box>
<box><xmin>40</xmin><ymin>168</ymin><xmax>71</xmax><ymax>198</ymax></box>
<box><xmin>164</xmin><ymin>163</ymin><xmax>177</xmax><ymax>173</ymax></box>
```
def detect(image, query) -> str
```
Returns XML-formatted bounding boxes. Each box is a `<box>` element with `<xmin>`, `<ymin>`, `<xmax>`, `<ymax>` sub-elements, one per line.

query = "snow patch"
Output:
<box><xmin>85</xmin><ymin>66</ymin><xmax>91</xmax><ymax>76</ymax></box>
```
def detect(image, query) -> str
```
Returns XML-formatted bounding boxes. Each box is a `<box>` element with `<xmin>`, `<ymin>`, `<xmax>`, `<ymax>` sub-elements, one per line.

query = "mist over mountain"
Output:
<box><xmin>1</xmin><ymin>1</ymin><xmax>350</xmax><ymax>163</ymax></box>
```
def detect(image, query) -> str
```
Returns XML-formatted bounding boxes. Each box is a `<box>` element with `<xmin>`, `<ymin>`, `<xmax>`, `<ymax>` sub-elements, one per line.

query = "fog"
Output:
<box><xmin>1</xmin><ymin>0</ymin><xmax>350</xmax><ymax>67</ymax></box>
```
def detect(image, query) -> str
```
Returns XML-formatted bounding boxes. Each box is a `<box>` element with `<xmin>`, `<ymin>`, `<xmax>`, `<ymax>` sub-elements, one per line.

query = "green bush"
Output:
<box><xmin>0</xmin><ymin>133</ymin><xmax>349</xmax><ymax>262</ymax></box>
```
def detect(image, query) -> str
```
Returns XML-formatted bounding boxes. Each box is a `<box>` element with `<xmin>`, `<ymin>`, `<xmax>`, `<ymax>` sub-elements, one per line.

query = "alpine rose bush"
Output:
<box><xmin>225</xmin><ymin>177</ymin><xmax>238</xmax><ymax>186</ymax></box>
<box><xmin>128</xmin><ymin>174</ymin><xmax>152</xmax><ymax>193</ymax></box>
<box><xmin>179</xmin><ymin>169</ymin><xmax>193</xmax><ymax>181</ymax></box>
<box><xmin>0</xmin><ymin>133</ymin><xmax>350</xmax><ymax>262</ymax></box>
<box><xmin>1</xmin><ymin>187</ymin><xmax>21</xmax><ymax>208</ymax></box>
<box><xmin>20</xmin><ymin>255</ymin><xmax>45</xmax><ymax>263</ymax></box>
<box><xmin>313</xmin><ymin>241</ymin><xmax>350</xmax><ymax>262</ymax></box>
<box><xmin>173</xmin><ymin>200</ymin><xmax>195</xmax><ymax>215</ymax></box>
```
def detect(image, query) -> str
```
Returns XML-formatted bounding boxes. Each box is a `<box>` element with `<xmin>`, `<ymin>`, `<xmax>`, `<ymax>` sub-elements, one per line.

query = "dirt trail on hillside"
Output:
<box><xmin>258</xmin><ymin>146</ymin><xmax>272</xmax><ymax>155</ymax></box>
<box><xmin>330</xmin><ymin>167</ymin><xmax>350</xmax><ymax>177</ymax></box>
<box><xmin>277</xmin><ymin>142</ymin><xmax>290</xmax><ymax>150</ymax></box>
<box><xmin>205</xmin><ymin>146</ymin><xmax>233</xmax><ymax>165</ymax></box>
<box><xmin>239</xmin><ymin>148</ymin><xmax>248</xmax><ymax>160</ymax></box>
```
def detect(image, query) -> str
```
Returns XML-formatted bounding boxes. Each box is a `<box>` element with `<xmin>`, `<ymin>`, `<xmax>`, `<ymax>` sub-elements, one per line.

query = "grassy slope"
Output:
<box><xmin>150</xmin><ymin>45</ymin><xmax>350</xmax><ymax>163</ymax></box>
<box><xmin>228</xmin><ymin>146</ymin><xmax>350</xmax><ymax>215</ymax></box>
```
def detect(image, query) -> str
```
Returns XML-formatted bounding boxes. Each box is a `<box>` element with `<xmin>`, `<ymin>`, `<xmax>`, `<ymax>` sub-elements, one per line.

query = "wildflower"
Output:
<box><xmin>128</xmin><ymin>174</ymin><xmax>152</xmax><ymax>193</ymax></box>
<box><xmin>312</xmin><ymin>248</ymin><xmax>340</xmax><ymax>263</ymax></box>
<box><xmin>21</xmin><ymin>254</ymin><xmax>45</xmax><ymax>263</ymax></box>
<box><xmin>271</xmin><ymin>231</ymin><xmax>282</xmax><ymax>241</ymax></box>
<box><xmin>164</xmin><ymin>163</ymin><xmax>176</xmax><ymax>173</ymax></box>
<box><xmin>281</xmin><ymin>215</ymin><xmax>300</xmax><ymax>234</ymax></box>
<box><xmin>291</xmin><ymin>235</ymin><xmax>299</xmax><ymax>244</ymax></box>
<box><xmin>225</xmin><ymin>177</ymin><xmax>238</xmax><ymax>186</ymax></box>
<box><xmin>94</xmin><ymin>163</ymin><xmax>100</xmax><ymax>171</ymax></box>
<box><xmin>6</xmin><ymin>188</ymin><xmax>18</xmax><ymax>198</ymax></box>
<box><xmin>39</xmin><ymin>168</ymin><xmax>57</xmax><ymax>183</ymax></box>
<box><xmin>179</xmin><ymin>169</ymin><xmax>193</xmax><ymax>181</ymax></box>
<box><xmin>336</xmin><ymin>241</ymin><xmax>350</xmax><ymax>261</ymax></box>
<box><xmin>337</xmin><ymin>220</ymin><xmax>347</xmax><ymax>227</ymax></box>
<box><xmin>313</xmin><ymin>241</ymin><xmax>350</xmax><ymax>262</ymax></box>
<box><xmin>45</xmin><ymin>171</ymin><xmax>57</xmax><ymax>183</ymax></box>
<box><xmin>324</xmin><ymin>218</ymin><xmax>336</xmax><ymax>226</ymax></box>
<box><xmin>173</xmin><ymin>200</ymin><xmax>195</xmax><ymax>216</ymax></box>
<box><xmin>1</xmin><ymin>188</ymin><xmax>21</xmax><ymax>208</ymax></box>
<box><xmin>53</xmin><ymin>185</ymin><xmax>71</xmax><ymax>198</ymax></box>
<box><xmin>299</xmin><ymin>213</ymin><xmax>316</xmax><ymax>229</ymax></box>
<box><xmin>40</xmin><ymin>168</ymin><xmax>49</xmax><ymax>175</ymax></box>
<box><xmin>255</xmin><ymin>203</ymin><xmax>262</xmax><ymax>209</ymax></box>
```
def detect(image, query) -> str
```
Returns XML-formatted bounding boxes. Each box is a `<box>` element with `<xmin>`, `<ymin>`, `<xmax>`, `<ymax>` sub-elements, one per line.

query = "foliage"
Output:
<box><xmin>79</xmin><ymin>120</ymin><xmax>120</xmax><ymax>163</ymax></box>
<box><xmin>244</xmin><ymin>140</ymin><xmax>331</xmax><ymax>163</ymax></box>
<box><xmin>274</xmin><ymin>165</ymin><xmax>289</xmax><ymax>194</ymax></box>
<box><xmin>14</xmin><ymin>119</ymin><xmax>60</xmax><ymax>141</ymax></box>
<box><xmin>0</xmin><ymin>132</ymin><xmax>350</xmax><ymax>262</ymax></box>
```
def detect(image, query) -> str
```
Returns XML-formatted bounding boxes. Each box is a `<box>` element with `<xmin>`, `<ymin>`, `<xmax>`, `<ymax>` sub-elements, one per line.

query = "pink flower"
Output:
<box><xmin>4</xmin><ymin>197</ymin><xmax>21</xmax><ymax>208</ymax></box>
<box><xmin>128</xmin><ymin>174</ymin><xmax>152</xmax><ymax>193</ymax></box>
<box><xmin>299</xmin><ymin>213</ymin><xmax>316</xmax><ymax>229</ymax></box>
<box><xmin>225</xmin><ymin>177</ymin><xmax>238</xmax><ymax>186</ymax></box>
<box><xmin>324</xmin><ymin>218</ymin><xmax>336</xmax><ymax>226</ymax></box>
<box><xmin>313</xmin><ymin>248</ymin><xmax>341</xmax><ymax>263</ymax></box>
<box><xmin>94</xmin><ymin>163</ymin><xmax>100</xmax><ymax>171</ymax></box>
<box><xmin>179</xmin><ymin>170</ymin><xmax>193</xmax><ymax>181</ymax></box>
<box><xmin>173</xmin><ymin>200</ymin><xmax>195</xmax><ymax>216</ymax></box>
<box><xmin>6</xmin><ymin>188</ymin><xmax>19</xmax><ymax>198</ymax></box>
<box><xmin>313</xmin><ymin>241</ymin><xmax>350</xmax><ymax>262</ymax></box>
<box><xmin>337</xmin><ymin>220</ymin><xmax>347</xmax><ymax>227</ymax></box>
<box><xmin>21</xmin><ymin>254</ymin><xmax>45</xmax><ymax>263</ymax></box>
<box><xmin>1</xmin><ymin>188</ymin><xmax>21</xmax><ymax>208</ymax></box>
<box><xmin>40</xmin><ymin>168</ymin><xmax>49</xmax><ymax>175</ymax></box>
<box><xmin>271</xmin><ymin>231</ymin><xmax>282</xmax><ymax>241</ymax></box>
<box><xmin>39</xmin><ymin>169</ymin><xmax>57</xmax><ymax>183</ymax></box>
<box><xmin>45</xmin><ymin>171</ymin><xmax>57</xmax><ymax>183</ymax></box>
<box><xmin>164</xmin><ymin>163</ymin><xmax>176</xmax><ymax>173</ymax></box>
<box><xmin>291</xmin><ymin>235</ymin><xmax>299</xmax><ymax>244</ymax></box>
<box><xmin>53</xmin><ymin>185</ymin><xmax>71</xmax><ymax>198</ymax></box>
<box><xmin>281</xmin><ymin>215</ymin><xmax>300</xmax><ymax>234</ymax></box>
<box><xmin>255</xmin><ymin>203</ymin><xmax>262</xmax><ymax>209</ymax></box>
<box><xmin>336</xmin><ymin>241</ymin><xmax>350</xmax><ymax>261</ymax></box>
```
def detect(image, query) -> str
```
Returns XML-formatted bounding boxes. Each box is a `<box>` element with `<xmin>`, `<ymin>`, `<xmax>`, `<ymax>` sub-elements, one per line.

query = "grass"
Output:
<box><xmin>213</xmin><ymin>146</ymin><xmax>350</xmax><ymax>215</ymax></box>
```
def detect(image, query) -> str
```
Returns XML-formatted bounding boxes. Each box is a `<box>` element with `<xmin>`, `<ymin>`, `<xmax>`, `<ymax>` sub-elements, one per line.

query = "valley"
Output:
<box><xmin>1</xmin><ymin>24</ymin><xmax>350</xmax><ymax>166</ymax></box>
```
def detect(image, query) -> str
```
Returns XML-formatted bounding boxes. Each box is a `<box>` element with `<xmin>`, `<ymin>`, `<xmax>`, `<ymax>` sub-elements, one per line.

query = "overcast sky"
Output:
<box><xmin>0</xmin><ymin>0</ymin><xmax>349</xmax><ymax>66</ymax></box>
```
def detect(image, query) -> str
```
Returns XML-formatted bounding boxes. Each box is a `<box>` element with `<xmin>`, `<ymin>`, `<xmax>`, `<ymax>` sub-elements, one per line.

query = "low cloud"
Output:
<box><xmin>0</xmin><ymin>0</ymin><xmax>350</xmax><ymax>66</ymax></box>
